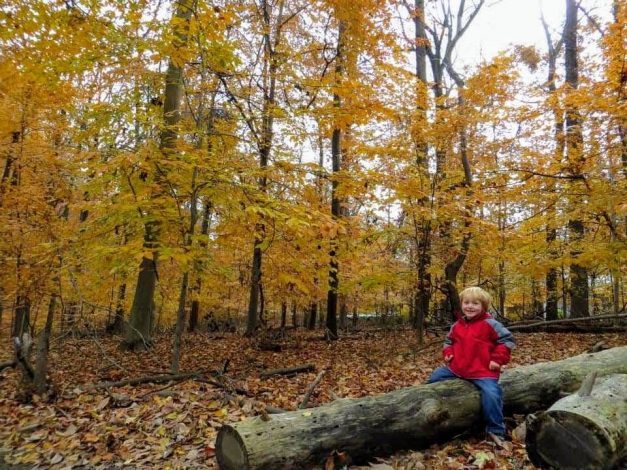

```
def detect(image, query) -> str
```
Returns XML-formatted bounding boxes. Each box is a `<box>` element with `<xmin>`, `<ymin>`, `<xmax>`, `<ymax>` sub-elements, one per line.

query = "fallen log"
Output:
<box><xmin>94</xmin><ymin>371</ymin><xmax>202</xmax><ymax>389</ymax></box>
<box><xmin>508</xmin><ymin>313</ymin><xmax>627</xmax><ymax>331</ymax></box>
<box><xmin>216</xmin><ymin>346</ymin><xmax>627</xmax><ymax>470</ymax></box>
<box><xmin>259</xmin><ymin>364</ymin><xmax>315</xmax><ymax>378</ymax></box>
<box><xmin>526</xmin><ymin>373</ymin><xmax>627</xmax><ymax>470</ymax></box>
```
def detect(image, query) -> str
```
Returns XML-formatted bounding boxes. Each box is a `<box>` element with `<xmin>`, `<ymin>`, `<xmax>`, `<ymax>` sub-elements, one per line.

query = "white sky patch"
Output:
<box><xmin>455</xmin><ymin>0</ymin><xmax>611</xmax><ymax>69</ymax></box>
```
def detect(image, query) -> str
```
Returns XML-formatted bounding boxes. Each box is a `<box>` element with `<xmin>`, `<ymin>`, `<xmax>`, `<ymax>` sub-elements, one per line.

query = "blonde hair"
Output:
<box><xmin>459</xmin><ymin>287</ymin><xmax>491</xmax><ymax>311</ymax></box>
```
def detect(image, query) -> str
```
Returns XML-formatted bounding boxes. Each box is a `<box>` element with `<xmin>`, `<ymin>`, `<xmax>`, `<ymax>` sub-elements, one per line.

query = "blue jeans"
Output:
<box><xmin>427</xmin><ymin>366</ymin><xmax>506</xmax><ymax>436</ymax></box>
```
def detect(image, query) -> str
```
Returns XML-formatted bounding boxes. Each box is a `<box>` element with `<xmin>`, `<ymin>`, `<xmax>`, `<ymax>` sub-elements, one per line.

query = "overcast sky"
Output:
<box><xmin>453</xmin><ymin>0</ymin><xmax>612</xmax><ymax>67</ymax></box>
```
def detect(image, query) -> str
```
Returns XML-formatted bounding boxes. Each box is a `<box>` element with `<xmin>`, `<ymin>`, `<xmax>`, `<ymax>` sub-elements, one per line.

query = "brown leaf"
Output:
<box><xmin>56</xmin><ymin>424</ymin><xmax>78</xmax><ymax>437</ymax></box>
<box><xmin>96</xmin><ymin>396</ymin><xmax>110</xmax><ymax>411</ymax></box>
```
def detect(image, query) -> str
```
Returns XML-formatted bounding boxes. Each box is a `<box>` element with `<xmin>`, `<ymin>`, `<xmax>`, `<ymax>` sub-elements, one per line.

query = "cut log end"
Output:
<box><xmin>526</xmin><ymin>411</ymin><xmax>614</xmax><ymax>470</ymax></box>
<box><xmin>216</xmin><ymin>425</ymin><xmax>249</xmax><ymax>470</ymax></box>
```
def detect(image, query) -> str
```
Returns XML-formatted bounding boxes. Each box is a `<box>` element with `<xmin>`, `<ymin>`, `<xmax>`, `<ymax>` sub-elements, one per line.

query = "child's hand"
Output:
<box><xmin>489</xmin><ymin>361</ymin><xmax>501</xmax><ymax>371</ymax></box>
<box><xmin>444</xmin><ymin>354</ymin><xmax>454</xmax><ymax>363</ymax></box>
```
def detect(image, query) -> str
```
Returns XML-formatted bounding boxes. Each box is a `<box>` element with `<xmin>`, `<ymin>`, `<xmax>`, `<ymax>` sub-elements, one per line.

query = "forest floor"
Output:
<box><xmin>0</xmin><ymin>327</ymin><xmax>625</xmax><ymax>469</ymax></box>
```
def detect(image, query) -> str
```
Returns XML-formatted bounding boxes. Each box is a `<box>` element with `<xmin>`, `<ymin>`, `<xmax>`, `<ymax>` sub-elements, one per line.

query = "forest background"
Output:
<box><xmin>1</xmin><ymin>0</ymin><xmax>626</xmax><ymax>468</ymax></box>
<box><xmin>0</xmin><ymin>0</ymin><xmax>625</xmax><ymax>386</ymax></box>
<box><xmin>0</xmin><ymin>0</ymin><xmax>627</xmax><ymax>347</ymax></box>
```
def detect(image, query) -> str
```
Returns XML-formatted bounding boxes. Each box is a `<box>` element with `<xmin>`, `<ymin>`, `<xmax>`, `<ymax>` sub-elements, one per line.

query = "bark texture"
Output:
<box><xmin>216</xmin><ymin>346</ymin><xmax>627</xmax><ymax>469</ymax></box>
<box><xmin>526</xmin><ymin>374</ymin><xmax>627</xmax><ymax>470</ymax></box>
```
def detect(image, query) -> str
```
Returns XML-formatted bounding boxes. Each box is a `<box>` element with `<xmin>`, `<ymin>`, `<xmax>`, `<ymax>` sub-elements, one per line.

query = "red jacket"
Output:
<box><xmin>443</xmin><ymin>311</ymin><xmax>515</xmax><ymax>380</ymax></box>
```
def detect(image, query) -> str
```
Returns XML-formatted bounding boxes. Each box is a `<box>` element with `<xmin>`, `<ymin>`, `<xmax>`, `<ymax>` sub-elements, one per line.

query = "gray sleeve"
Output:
<box><xmin>487</xmin><ymin>319</ymin><xmax>516</xmax><ymax>349</ymax></box>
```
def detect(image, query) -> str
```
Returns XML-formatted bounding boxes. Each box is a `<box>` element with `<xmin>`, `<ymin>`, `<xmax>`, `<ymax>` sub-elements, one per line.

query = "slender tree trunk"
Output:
<box><xmin>291</xmin><ymin>303</ymin><xmax>297</xmax><ymax>327</ymax></box>
<box><xmin>442</xmin><ymin>95</ymin><xmax>472</xmax><ymax>322</ymax></box>
<box><xmin>280</xmin><ymin>302</ymin><xmax>287</xmax><ymax>329</ymax></box>
<box><xmin>12</xmin><ymin>295</ymin><xmax>30</xmax><ymax>339</ymax></box>
<box><xmin>564</xmin><ymin>0</ymin><xmax>589</xmax><ymax>318</ymax></box>
<box><xmin>124</xmin><ymin>0</ymin><xmax>196</xmax><ymax>349</ymax></box>
<box><xmin>307</xmin><ymin>302</ymin><xmax>317</xmax><ymax>330</ymax></box>
<box><xmin>411</xmin><ymin>0</ymin><xmax>431</xmax><ymax>343</ymax></box>
<box><xmin>110</xmin><ymin>282</ymin><xmax>126</xmax><ymax>333</ymax></box>
<box><xmin>171</xmin><ymin>271</ymin><xmax>189</xmax><ymax>374</ymax></box>
<box><xmin>190</xmin><ymin>200</ymin><xmax>212</xmax><ymax>332</ymax></box>
<box><xmin>33</xmin><ymin>293</ymin><xmax>57</xmax><ymax>394</ymax></box>
<box><xmin>246</xmin><ymin>0</ymin><xmax>284</xmax><ymax>336</ymax></box>
<box><xmin>542</xmin><ymin>18</ymin><xmax>563</xmax><ymax>321</ymax></box>
<box><xmin>325</xmin><ymin>20</ymin><xmax>345</xmax><ymax>341</ymax></box>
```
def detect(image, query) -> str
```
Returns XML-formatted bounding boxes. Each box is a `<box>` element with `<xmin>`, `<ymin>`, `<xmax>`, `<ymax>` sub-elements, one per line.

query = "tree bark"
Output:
<box><xmin>33</xmin><ymin>293</ymin><xmax>57</xmax><ymax>394</ymax></box>
<box><xmin>411</xmin><ymin>0</ymin><xmax>431</xmax><ymax>344</ymax></box>
<box><xmin>171</xmin><ymin>271</ymin><xmax>189</xmax><ymax>374</ymax></box>
<box><xmin>123</xmin><ymin>0</ymin><xmax>195</xmax><ymax>349</ymax></box>
<box><xmin>216</xmin><ymin>346</ymin><xmax>627</xmax><ymax>470</ymax></box>
<box><xmin>245</xmin><ymin>0</ymin><xmax>285</xmax><ymax>336</ymax></box>
<box><xmin>542</xmin><ymin>15</ymin><xmax>563</xmax><ymax>322</ymax></box>
<box><xmin>12</xmin><ymin>295</ymin><xmax>30</xmax><ymax>339</ymax></box>
<box><xmin>564</xmin><ymin>0</ymin><xmax>589</xmax><ymax>318</ymax></box>
<box><xmin>109</xmin><ymin>282</ymin><xmax>126</xmax><ymax>334</ymax></box>
<box><xmin>280</xmin><ymin>302</ymin><xmax>287</xmax><ymax>329</ymax></box>
<box><xmin>325</xmin><ymin>20</ymin><xmax>345</xmax><ymax>342</ymax></box>
<box><xmin>526</xmin><ymin>374</ymin><xmax>627</xmax><ymax>470</ymax></box>
<box><xmin>189</xmin><ymin>200</ymin><xmax>212</xmax><ymax>333</ymax></box>
<box><xmin>307</xmin><ymin>302</ymin><xmax>316</xmax><ymax>330</ymax></box>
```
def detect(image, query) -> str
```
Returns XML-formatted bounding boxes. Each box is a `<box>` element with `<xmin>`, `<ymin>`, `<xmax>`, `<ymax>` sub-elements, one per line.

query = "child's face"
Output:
<box><xmin>461</xmin><ymin>296</ymin><xmax>483</xmax><ymax>318</ymax></box>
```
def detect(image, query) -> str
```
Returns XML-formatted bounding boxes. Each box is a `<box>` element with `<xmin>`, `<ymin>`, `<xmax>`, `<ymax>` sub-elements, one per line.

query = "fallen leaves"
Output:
<box><xmin>0</xmin><ymin>330</ymin><xmax>624</xmax><ymax>468</ymax></box>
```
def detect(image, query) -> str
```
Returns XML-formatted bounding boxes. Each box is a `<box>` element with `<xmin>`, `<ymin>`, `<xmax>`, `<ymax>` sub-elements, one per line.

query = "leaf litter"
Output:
<box><xmin>0</xmin><ymin>330</ymin><xmax>624</xmax><ymax>469</ymax></box>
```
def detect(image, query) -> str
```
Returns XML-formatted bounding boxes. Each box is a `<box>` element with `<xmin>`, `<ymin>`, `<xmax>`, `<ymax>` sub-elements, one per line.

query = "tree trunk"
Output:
<box><xmin>307</xmin><ymin>302</ymin><xmax>316</xmax><ymax>330</ymax></box>
<box><xmin>109</xmin><ymin>282</ymin><xmax>126</xmax><ymax>333</ymax></box>
<box><xmin>291</xmin><ymin>303</ymin><xmax>297</xmax><ymax>327</ymax></box>
<box><xmin>33</xmin><ymin>293</ymin><xmax>57</xmax><ymax>394</ymax></box>
<box><xmin>542</xmin><ymin>14</ymin><xmax>563</xmax><ymax>322</ymax></box>
<box><xmin>280</xmin><ymin>302</ymin><xmax>287</xmax><ymax>329</ymax></box>
<box><xmin>246</xmin><ymin>0</ymin><xmax>285</xmax><ymax>336</ymax></box>
<box><xmin>171</xmin><ymin>271</ymin><xmax>189</xmax><ymax>374</ymax></box>
<box><xmin>12</xmin><ymin>295</ymin><xmax>30</xmax><ymax>339</ymax></box>
<box><xmin>526</xmin><ymin>373</ymin><xmax>627</xmax><ymax>470</ymax></box>
<box><xmin>123</xmin><ymin>0</ymin><xmax>195</xmax><ymax>349</ymax></box>
<box><xmin>124</xmin><ymin>253</ymin><xmax>157</xmax><ymax>349</ymax></box>
<box><xmin>411</xmin><ymin>0</ymin><xmax>431</xmax><ymax>342</ymax></box>
<box><xmin>190</xmin><ymin>200</ymin><xmax>213</xmax><ymax>333</ymax></box>
<box><xmin>564</xmin><ymin>0</ymin><xmax>589</xmax><ymax>318</ymax></box>
<box><xmin>246</xmin><ymin>240</ymin><xmax>263</xmax><ymax>335</ymax></box>
<box><xmin>188</xmin><ymin>278</ymin><xmax>201</xmax><ymax>333</ymax></box>
<box><xmin>216</xmin><ymin>346</ymin><xmax>627</xmax><ymax>470</ymax></box>
<box><xmin>325</xmin><ymin>20</ymin><xmax>345</xmax><ymax>342</ymax></box>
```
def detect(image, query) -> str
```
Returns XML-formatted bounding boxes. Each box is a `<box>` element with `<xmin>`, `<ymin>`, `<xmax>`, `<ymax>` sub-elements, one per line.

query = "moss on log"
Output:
<box><xmin>216</xmin><ymin>346</ymin><xmax>627</xmax><ymax>470</ymax></box>
<box><xmin>526</xmin><ymin>374</ymin><xmax>627</xmax><ymax>470</ymax></box>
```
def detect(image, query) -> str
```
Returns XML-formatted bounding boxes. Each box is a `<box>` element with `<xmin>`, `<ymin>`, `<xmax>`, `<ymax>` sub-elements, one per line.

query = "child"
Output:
<box><xmin>427</xmin><ymin>286</ymin><xmax>515</xmax><ymax>439</ymax></box>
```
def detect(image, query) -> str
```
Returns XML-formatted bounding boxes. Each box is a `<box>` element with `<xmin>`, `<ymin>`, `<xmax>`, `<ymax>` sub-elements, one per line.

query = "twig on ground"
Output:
<box><xmin>299</xmin><ymin>369</ymin><xmax>327</xmax><ymax>409</ymax></box>
<box><xmin>260</xmin><ymin>364</ymin><xmax>315</xmax><ymax>378</ymax></box>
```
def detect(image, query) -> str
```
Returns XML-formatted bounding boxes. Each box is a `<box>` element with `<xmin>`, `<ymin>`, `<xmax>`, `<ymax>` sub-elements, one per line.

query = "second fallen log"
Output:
<box><xmin>216</xmin><ymin>346</ymin><xmax>627</xmax><ymax>470</ymax></box>
<box><xmin>526</xmin><ymin>373</ymin><xmax>627</xmax><ymax>470</ymax></box>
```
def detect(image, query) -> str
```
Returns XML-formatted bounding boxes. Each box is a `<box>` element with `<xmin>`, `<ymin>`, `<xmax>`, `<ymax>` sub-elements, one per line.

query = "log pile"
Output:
<box><xmin>216</xmin><ymin>346</ymin><xmax>627</xmax><ymax>470</ymax></box>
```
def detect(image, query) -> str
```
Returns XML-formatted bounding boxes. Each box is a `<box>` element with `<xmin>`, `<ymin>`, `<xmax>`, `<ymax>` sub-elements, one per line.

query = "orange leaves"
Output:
<box><xmin>3</xmin><ymin>329</ymin><xmax>622</xmax><ymax>468</ymax></box>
